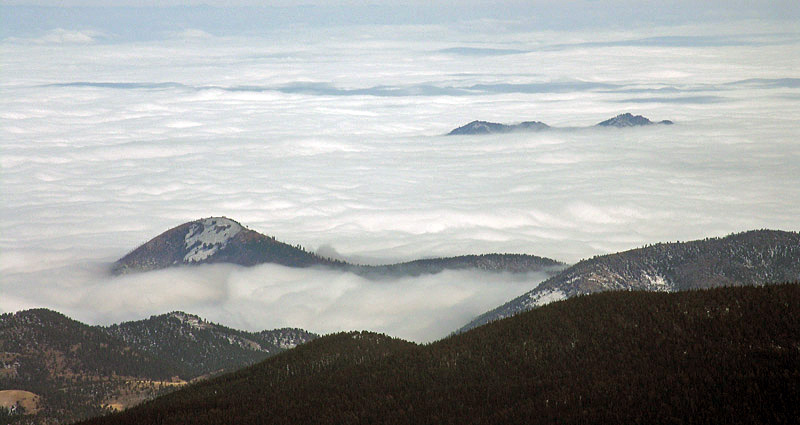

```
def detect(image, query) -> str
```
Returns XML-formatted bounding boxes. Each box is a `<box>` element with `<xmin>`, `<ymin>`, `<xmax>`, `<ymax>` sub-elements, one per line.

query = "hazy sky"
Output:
<box><xmin>2</xmin><ymin>1</ymin><xmax>799</xmax><ymax>40</ymax></box>
<box><xmin>1</xmin><ymin>3</ymin><xmax>799</xmax><ymax>341</ymax></box>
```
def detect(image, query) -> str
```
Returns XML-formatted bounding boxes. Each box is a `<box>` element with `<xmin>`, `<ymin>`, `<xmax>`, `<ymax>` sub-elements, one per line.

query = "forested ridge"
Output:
<box><xmin>0</xmin><ymin>311</ymin><xmax>315</xmax><ymax>424</ymax></box>
<box><xmin>0</xmin><ymin>309</ymin><xmax>176</xmax><ymax>423</ymax></box>
<box><xmin>464</xmin><ymin>229</ymin><xmax>800</xmax><ymax>330</ymax></box>
<box><xmin>105</xmin><ymin>312</ymin><xmax>316</xmax><ymax>380</ymax></box>
<box><xmin>79</xmin><ymin>283</ymin><xmax>800</xmax><ymax>425</ymax></box>
<box><xmin>354</xmin><ymin>253</ymin><xmax>564</xmax><ymax>277</ymax></box>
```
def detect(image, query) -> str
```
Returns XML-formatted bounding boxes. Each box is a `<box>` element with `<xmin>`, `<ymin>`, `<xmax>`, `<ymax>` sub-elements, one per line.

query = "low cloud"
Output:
<box><xmin>1</xmin><ymin>262</ymin><xmax>547</xmax><ymax>343</ymax></box>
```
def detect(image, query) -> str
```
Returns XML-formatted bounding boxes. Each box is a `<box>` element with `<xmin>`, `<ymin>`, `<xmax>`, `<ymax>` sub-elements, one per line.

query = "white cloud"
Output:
<box><xmin>0</xmin><ymin>261</ymin><xmax>548</xmax><ymax>343</ymax></box>
<box><xmin>1</xmin><ymin>19</ymin><xmax>799</xmax><ymax>340</ymax></box>
<box><xmin>15</xmin><ymin>28</ymin><xmax>103</xmax><ymax>44</ymax></box>
<box><xmin>172</xmin><ymin>29</ymin><xmax>214</xmax><ymax>39</ymax></box>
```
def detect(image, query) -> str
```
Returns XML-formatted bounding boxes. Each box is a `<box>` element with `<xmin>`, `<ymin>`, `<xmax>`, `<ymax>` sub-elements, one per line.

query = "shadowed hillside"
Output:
<box><xmin>0</xmin><ymin>310</ymin><xmax>316</xmax><ymax>424</ymax></box>
<box><xmin>105</xmin><ymin>312</ymin><xmax>317</xmax><ymax>380</ymax></box>
<box><xmin>79</xmin><ymin>283</ymin><xmax>800</xmax><ymax>425</ymax></box>
<box><xmin>0</xmin><ymin>309</ymin><xmax>177</xmax><ymax>423</ymax></box>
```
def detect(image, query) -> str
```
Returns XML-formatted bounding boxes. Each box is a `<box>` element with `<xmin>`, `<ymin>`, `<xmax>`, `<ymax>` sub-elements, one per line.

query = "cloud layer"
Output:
<box><xmin>1</xmin><ymin>18</ymin><xmax>799</xmax><ymax>341</ymax></box>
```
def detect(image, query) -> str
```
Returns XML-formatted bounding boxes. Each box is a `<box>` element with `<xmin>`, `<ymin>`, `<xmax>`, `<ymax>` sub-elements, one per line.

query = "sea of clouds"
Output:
<box><xmin>1</xmin><ymin>7</ymin><xmax>799</xmax><ymax>342</ymax></box>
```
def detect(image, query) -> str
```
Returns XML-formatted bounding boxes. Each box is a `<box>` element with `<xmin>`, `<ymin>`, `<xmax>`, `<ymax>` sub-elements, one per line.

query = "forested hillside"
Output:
<box><xmin>0</xmin><ymin>310</ymin><xmax>315</xmax><ymax>424</ymax></box>
<box><xmin>463</xmin><ymin>229</ymin><xmax>800</xmax><ymax>330</ymax></box>
<box><xmin>105</xmin><ymin>312</ymin><xmax>316</xmax><ymax>379</ymax></box>
<box><xmin>0</xmin><ymin>309</ymin><xmax>176</xmax><ymax>423</ymax></box>
<box><xmin>355</xmin><ymin>253</ymin><xmax>564</xmax><ymax>277</ymax></box>
<box><xmin>80</xmin><ymin>283</ymin><xmax>800</xmax><ymax>425</ymax></box>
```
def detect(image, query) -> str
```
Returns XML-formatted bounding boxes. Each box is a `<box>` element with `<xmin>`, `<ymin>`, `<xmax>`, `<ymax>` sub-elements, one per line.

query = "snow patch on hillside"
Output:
<box><xmin>274</xmin><ymin>336</ymin><xmax>302</xmax><ymax>350</ymax></box>
<box><xmin>642</xmin><ymin>273</ymin><xmax>670</xmax><ymax>291</ymax></box>
<box><xmin>525</xmin><ymin>288</ymin><xmax>567</xmax><ymax>308</ymax></box>
<box><xmin>184</xmin><ymin>218</ymin><xmax>242</xmax><ymax>263</ymax></box>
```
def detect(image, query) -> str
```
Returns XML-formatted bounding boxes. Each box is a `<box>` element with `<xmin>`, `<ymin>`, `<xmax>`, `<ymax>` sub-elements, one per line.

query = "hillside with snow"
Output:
<box><xmin>461</xmin><ymin>229</ymin><xmax>800</xmax><ymax>331</ymax></box>
<box><xmin>111</xmin><ymin>217</ymin><xmax>563</xmax><ymax>277</ymax></box>
<box><xmin>111</xmin><ymin>217</ymin><xmax>338</xmax><ymax>275</ymax></box>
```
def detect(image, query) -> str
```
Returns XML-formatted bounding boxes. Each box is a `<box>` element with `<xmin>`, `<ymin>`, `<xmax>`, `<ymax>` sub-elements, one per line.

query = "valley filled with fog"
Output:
<box><xmin>1</xmin><ymin>13</ymin><xmax>798</xmax><ymax>342</ymax></box>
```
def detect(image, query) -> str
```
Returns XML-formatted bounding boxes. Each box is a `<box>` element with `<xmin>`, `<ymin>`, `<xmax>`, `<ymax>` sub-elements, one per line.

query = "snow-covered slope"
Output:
<box><xmin>183</xmin><ymin>218</ymin><xmax>242</xmax><ymax>262</ymax></box>
<box><xmin>111</xmin><ymin>217</ymin><xmax>332</xmax><ymax>275</ymax></box>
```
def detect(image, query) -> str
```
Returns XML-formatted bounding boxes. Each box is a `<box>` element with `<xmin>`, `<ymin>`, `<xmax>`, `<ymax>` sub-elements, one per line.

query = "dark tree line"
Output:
<box><xmin>79</xmin><ymin>283</ymin><xmax>800</xmax><ymax>425</ymax></box>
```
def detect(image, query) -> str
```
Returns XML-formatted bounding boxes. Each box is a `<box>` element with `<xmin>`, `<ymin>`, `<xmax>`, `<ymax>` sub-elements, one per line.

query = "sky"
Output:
<box><xmin>1</xmin><ymin>3</ymin><xmax>799</xmax><ymax>342</ymax></box>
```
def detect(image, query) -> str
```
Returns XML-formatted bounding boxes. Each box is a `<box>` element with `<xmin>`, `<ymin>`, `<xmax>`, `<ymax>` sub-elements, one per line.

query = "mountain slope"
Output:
<box><xmin>0</xmin><ymin>309</ymin><xmax>316</xmax><ymax>424</ymax></box>
<box><xmin>105</xmin><ymin>312</ymin><xmax>316</xmax><ymax>380</ymax></box>
<box><xmin>0</xmin><ymin>309</ymin><xmax>178</xmax><ymax>423</ymax></box>
<box><xmin>112</xmin><ymin>217</ymin><xmax>564</xmax><ymax>277</ymax></box>
<box><xmin>461</xmin><ymin>229</ymin><xmax>800</xmax><ymax>331</ymax></box>
<box><xmin>111</xmin><ymin>217</ymin><xmax>340</xmax><ymax>275</ymax></box>
<box><xmin>78</xmin><ymin>283</ymin><xmax>800</xmax><ymax>425</ymax></box>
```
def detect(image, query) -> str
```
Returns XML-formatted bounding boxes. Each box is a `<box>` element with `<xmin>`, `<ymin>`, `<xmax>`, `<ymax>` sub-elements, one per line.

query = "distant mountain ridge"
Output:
<box><xmin>448</xmin><ymin>120</ymin><xmax>549</xmax><ymax>135</ymax></box>
<box><xmin>447</xmin><ymin>112</ymin><xmax>673</xmax><ymax>135</ymax></box>
<box><xmin>0</xmin><ymin>309</ymin><xmax>317</xmax><ymax>423</ymax></box>
<box><xmin>461</xmin><ymin>229</ymin><xmax>800</xmax><ymax>331</ymax></box>
<box><xmin>357</xmin><ymin>253</ymin><xmax>565</xmax><ymax>277</ymax></box>
<box><xmin>111</xmin><ymin>217</ymin><xmax>564</xmax><ymax>276</ymax></box>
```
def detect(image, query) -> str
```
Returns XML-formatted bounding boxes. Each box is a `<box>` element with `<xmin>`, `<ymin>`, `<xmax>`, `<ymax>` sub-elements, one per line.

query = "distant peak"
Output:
<box><xmin>111</xmin><ymin>216</ymin><xmax>334</xmax><ymax>275</ymax></box>
<box><xmin>448</xmin><ymin>119</ymin><xmax>549</xmax><ymax>135</ymax></box>
<box><xmin>448</xmin><ymin>113</ymin><xmax>672</xmax><ymax>135</ymax></box>
<box><xmin>596</xmin><ymin>113</ymin><xmax>672</xmax><ymax>127</ymax></box>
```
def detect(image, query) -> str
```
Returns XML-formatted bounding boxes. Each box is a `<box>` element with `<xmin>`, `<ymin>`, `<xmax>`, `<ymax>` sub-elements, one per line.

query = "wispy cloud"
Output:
<box><xmin>436</xmin><ymin>47</ymin><xmax>529</xmax><ymax>56</ymax></box>
<box><xmin>43</xmin><ymin>80</ymin><xmax>620</xmax><ymax>97</ymax></box>
<box><xmin>617</xmin><ymin>96</ymin><xmax>727</xmax><ymax>104</ymax></box>
<box><xmin>9</xmin><ymin>28</ymin><xmax>105</xmax><ymax>44</ymax></box>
